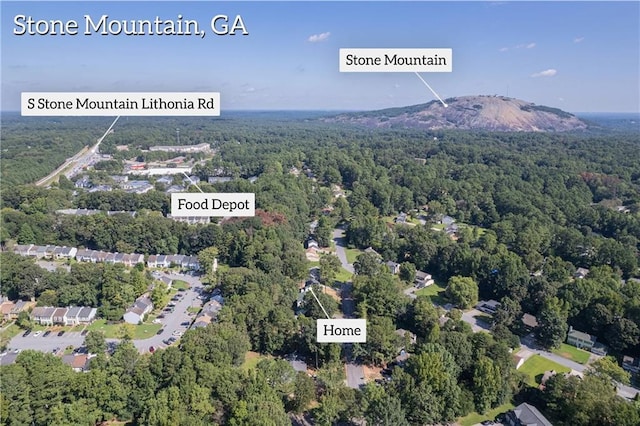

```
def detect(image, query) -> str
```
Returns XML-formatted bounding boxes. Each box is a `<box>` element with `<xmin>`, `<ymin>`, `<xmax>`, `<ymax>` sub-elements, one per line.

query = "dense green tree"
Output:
<box><xmin>445</xmin><ymin>276</ymin><xmax>479</xmax><ymax>309</ymax></box>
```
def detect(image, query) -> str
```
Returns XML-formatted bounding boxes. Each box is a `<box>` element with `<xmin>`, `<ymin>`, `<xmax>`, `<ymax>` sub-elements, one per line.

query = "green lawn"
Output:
<box><xmin>187</xmin><ymin>306</ymin><xmax>201</xmax><ymax>314</ymax></box>
<box><xmin>552</xmin><ymin>343</ymin><xmax>590</xmax><ymax>365</ymax></box>
<box><xmin>335</xmin><ymin>267</ymin><xmax>353</xmax><ymax>283</ymax></box>
<box><xmin>0</xmin><ymin>324</ymin><xmax>22</xmax><ymax>349</ymax></box>
<box><xmin>87</xmin><ymin>319</ymin><xmax>161</xmax><ymax>339</ymax></box>
<box><xmin>172</xmin><ymin>280</ymin><xmax>190</xmax><ymax>290</ymax></box>
<box><xmin>344</xmin><ymin>247</ymin><xmax>362</xmax><ymax>264</ymax></box>
<box><xmin>519</xmin><ymin>355</ymin><xmax>571</xmax><ymax>387</ymax></box>
<box><xmin>458</xmin><ymin>401</ymin><xmax>515</xmax><ymax>426</ymax></box>
<box><xmin>307</xmin><ymin>261</ymin><xmax>320</xmax><ymax>268</ymax></box>
<box><xmin>133</xmin><ymin>323</ymin><xmax>162</xmax><ymax>340</ymax></box>
<box><xmin>241</xmin><ymin>351</ymin><xmax>272</xmax><ymax>371</ymax></box>
<box><xmin>416</xmin><ymin>282</ymin><xmax>447</xmax><ymax>305</ymax></box>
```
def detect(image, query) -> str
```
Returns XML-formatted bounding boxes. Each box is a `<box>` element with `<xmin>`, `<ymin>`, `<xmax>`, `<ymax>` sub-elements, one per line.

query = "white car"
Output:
<box><xmin>33</xmin><ymin>331</ymin><xmax>42</xmax><ymax>337</ymax></box>
<box><xmin>172</xmin><ymin>330</ymin><xmax>184</xmax><ymax>337</ymax></box>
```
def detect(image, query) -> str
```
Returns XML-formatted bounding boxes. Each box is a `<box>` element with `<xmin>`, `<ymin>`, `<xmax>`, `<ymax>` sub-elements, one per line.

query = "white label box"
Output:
<box><xmin>317</xmin><ymin>319</ymin><xmax>367</xmax><ymax>343</ymax></box>
<box><xmin>340</xmin><ymin>48</ymin><xmax>452</xmax><ymax>72</ymax></box>
<box><xmin>171</xmin><ymin>193</ymin><xmax>255</xmax><ymax>217</ymax></box>
<box><xmin>21</xmin><ymin>92</ymin><xmax>220</xmax><ymax>116</ymax></box>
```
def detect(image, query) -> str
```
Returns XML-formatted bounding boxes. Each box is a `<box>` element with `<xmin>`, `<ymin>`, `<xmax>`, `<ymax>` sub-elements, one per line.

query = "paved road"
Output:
<box><xmin>131</xmin><ymin>272</ymin><xmax>205</xmax><ymax>353</ymax></box>
<box><xmin>403</xmin><ymin>286</ymin><xmax>418</xmax><ymax>300</ymax></box>
<box><xmin>4</xmin><ymin>272</ymin><xmax>205</xmax><ymax>356</ymax></box>
<box><xmin>332</xmin><ymin>228</ymin><xmax>354</xmax><ymax>274</ymax></box>
<box><xmin>332</xmin><ymin>228</ymin><xmax>365</xmax><ymax>389</ymax></box>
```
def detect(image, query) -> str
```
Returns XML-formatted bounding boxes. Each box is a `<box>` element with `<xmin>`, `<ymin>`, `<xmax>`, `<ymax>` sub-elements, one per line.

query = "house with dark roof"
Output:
<box><xmin>522</xmin><ymin>313</ymin><xmax>539</xmax><ymax>332</ymax></box>
<box><xmin>123</xmin><ymin>296</ymin><xmax>153</xmax><ymax>324</ymax></box>
<box><xmin>77</xmin><ymin>307</ymin><xmax>97</xmax><ymax>323</ymax></box>
<box><xmin>504</xmin><ymin>402</ymin><xmax>553</xmax><ymax>426</ymax></box>
<box><xmin>415</xmin><ymin>271</ymin><xmax>434</xmax><ymax>288</ymax></box>
<box><xmin>65</xmin><ymin>306</ymin><xmax>83</xmax><ymax>326</ymax></box>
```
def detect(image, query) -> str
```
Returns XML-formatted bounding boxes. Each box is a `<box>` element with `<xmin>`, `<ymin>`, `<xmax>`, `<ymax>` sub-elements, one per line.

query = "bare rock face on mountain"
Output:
<box><xmin>325</xmin><ymin>95</ymin><xmax>588</xmax><ymax>132</ymax></box>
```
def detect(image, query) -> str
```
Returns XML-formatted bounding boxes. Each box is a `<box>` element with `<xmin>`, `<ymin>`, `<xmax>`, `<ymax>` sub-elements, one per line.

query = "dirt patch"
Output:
<box><xmin>363</xmin><ymin>365</ymin><xmax>382</xmax><ymax>382</ymax></box>
<box><xmin>318</xmin><ymin>285</ymin><xmax>340</xmax><ymax>302</ymax></box>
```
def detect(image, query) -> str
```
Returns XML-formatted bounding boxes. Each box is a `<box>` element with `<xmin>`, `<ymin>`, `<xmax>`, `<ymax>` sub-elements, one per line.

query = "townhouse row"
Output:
<box><xmin>12</xmin><ymin>244</ymin><xmax>200</xmax><ymax>270</ymax></box>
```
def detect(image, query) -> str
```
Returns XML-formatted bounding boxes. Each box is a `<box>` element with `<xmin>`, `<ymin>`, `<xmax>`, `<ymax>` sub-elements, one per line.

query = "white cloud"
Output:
<box><xmin>307</xmin><ymin>32</ymin><xmax>331</xmax><ymax>43</ymax></box>
<box><xmin>574</xmin><ymin>37</ymin><xmax>584</xmax><ymax>43</ymax></box>
<box><xmin>531</xmin><ymin>69</ymin><xmax>557</xmax><ymax>78</ymax></box>
<box><xmin>501</xmin><ymin>42</ymin><xmax>535</xmax><ymax>51</ymax></box>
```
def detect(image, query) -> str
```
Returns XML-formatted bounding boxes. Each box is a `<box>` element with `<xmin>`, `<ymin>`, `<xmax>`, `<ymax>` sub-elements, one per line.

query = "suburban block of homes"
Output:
<box><xmin>31</xmin><ymin>306</ymin><xmax>97</xmax><ymax>326</ymax></box>
<box><xmin>11</xmin><ymin>244</ymin><xmax>200</xmax><ymax>270</ymax></box>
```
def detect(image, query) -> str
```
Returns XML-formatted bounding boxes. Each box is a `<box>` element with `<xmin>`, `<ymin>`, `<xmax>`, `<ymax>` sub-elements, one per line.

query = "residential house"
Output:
<box><xmin>65</xmin><ymin>306</ymin><xmax>83</xmax><ymax>326</ymax></box>
<box><xmin>167</xmin><ymin>214</ymin><xmax>211</xmax><ymax>225</ymax></box>
<box><xmin>414</xmin><ymin>271</ymin><xmax>434</xmax><ymax>288</ymax></box>
<box><xmin>123</xmin><ymin>296</ymin><xmax>153</xmax><ymax>324</ymax></box>
<box><xmin>31</xmin><ymin>307</ymin><xmax>56</xmax><ymax>325</ymax></box>
<box><xmin>386</xmin><ymin>261</ymin><xmax>401</xmax><ymax>275</ymax></box>
<box><xmin>77</xmin><ymin>307</ymin><xmax>97</xmax><ymax>324</ymax></box>
<box><xmin>156</xmin><ymin>276</ymin><xmax>173</xmax><ymax>289</ymax></box>
<box><xmin>0</xmin><ymin>300</ymin><xmax>16</xmax><ymax>321</ymax></box>
<box><xmin>62</xmin><ymin>354</ymin><xmax>91</xmax><ymax>372</ymax></box>
<box><xmin>477</xmin><ymin>300</ymin><xmax>501</xmax><ymax>315</ymax></box>
<box><xmin>165</xmin><ymin>185</ymin><xmax>186</xmax><ymax>193</ymax></box>
<box><xmin>394</xmin><ymin>212</ymin><xmax>408</xmax><ymax>224</ymax></box>
<box><xmin>504</xmin><ymin>402</ymin><xmax>553</xmax><ymax>426</ymax></box>
<box><xmin>574</xmin><ymin>267</ymin><xmax>590</xmax><ymax>279</ymax></box>
<box><xmin>306</xmin><ymin>239</ymin><xmax>319</xmax><ymax>249</ymax></box>
<box><xmin>9</xmin><ymin>300</ymin><xmax>34</xmax><ymax>320</ymax></box>
<box><xmin>566</xmin><ymin>326</ymin><xmax>597</xmax><ymax>350</ymax></box>
<box><xmin>521</xmin><ymin>314</ymin><xmax>539</xmax><ymax>332</ymax></box>
<box><xmin>440</xmin><ymin>215</ymin><xmax>456</xmax><ymax>226</ymax></box>
<box><xmin>52</xmin><ymin>307</ymin><xmax>68</xmax><ymax>324</ymax></box>
<box><xmin>395</xmin><ymin>328</ymin><xmax>417</xmax><ymax>348</ymax></box>
<box><xmin>13</xmin><ymin>245</ymin><xmax>33</xmax><ymax>256</ymax></box>
<box><xmin>147</xmin><ymin>255</ymin><xmax>158</xmax><ymax>268</ymax></box>
<box><xmin>75</xmin><ymin>176</ymin><xmax>92</xmax><ymax>189</ymax></box>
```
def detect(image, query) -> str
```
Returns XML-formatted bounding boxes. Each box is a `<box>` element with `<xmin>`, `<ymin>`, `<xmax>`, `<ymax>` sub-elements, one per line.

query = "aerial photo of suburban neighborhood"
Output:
<box><xmin>1</xmin><ymin>1</ymin><xmax>639</xmax><ymax>425</ymax></box>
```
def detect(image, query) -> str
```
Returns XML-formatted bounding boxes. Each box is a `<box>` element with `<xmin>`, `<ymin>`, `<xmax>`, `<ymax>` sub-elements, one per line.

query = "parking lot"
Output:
<box><xmin>3</xmin><ymin>272</ymin><xmax>206</xmax><ymax>357</ymax></box>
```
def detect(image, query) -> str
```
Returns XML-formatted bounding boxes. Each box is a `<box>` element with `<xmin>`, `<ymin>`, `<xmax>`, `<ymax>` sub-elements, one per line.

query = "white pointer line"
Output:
<box><xmin>414</xmin><ymin>72</ymin><xmax>448</xmax><ymax>108</ymax></box>
<box><xmin>309</xmin><ymin>287</ymin><xmax>331</xmax><ymax>320</ymax></box>
<box><xmin>182</xmin><ymin>171</ymin><xmax>205</xmax><ymax>194</ymax></box>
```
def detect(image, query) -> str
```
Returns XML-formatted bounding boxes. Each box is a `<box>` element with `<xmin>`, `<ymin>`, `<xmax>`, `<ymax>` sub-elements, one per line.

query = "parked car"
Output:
<box><xmin>149</xmin><ymin>346</ymin><xmax>156</xmax><ymax>353</ymax></box>
<box><xmin>81</xmin><ymin>330</ymin><xmax>88</xmax><ymax>336</ymax></box>
<box><xmin>22</xmin><ymin>329</ymin><xmax>31</xmax><ymax>337</ymax></box>
<box><xmin>156</xmin><ymin>328</ymin><xmax>164</xmax><ymax>335</ymax></box>
<box><xmin>43</xmin><ymin>331</ymin><xmax>51</xmax><ymax>337</ymax></box>
<box><xmin>180</xmin><ymin>322</ymin><xmax>190</xmax><ymax>327</ymax></box>
<box><xmin>157</xmin><ymin>314</ymin><xmax>165</xmax><ymax>319</ymax></box>
<box><xmin>33</xmin><ymin>331</ymin><xmax>42</xmax><ymax>337</ymax></box>
<box><xmin>57</xmin><ymin>331</ymin><xmax>65</xmax><ymax>337</ymax></box>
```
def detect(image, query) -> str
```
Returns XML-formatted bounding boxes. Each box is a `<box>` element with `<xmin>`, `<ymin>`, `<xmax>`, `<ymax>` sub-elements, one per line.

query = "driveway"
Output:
<box><xmin>461</xmin><ymin>308</ymin><xmax>492</xmax><ymax>333</ymax></box>
<box><xmin>332</xmin><ymin>228</ymin><xmax>354</xmax><ymax>274</ymax></box>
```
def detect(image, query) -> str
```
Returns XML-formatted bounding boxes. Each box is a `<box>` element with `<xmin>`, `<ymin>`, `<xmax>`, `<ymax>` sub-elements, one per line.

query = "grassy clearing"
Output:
<box><xmin>344</xmin><ymin>247</ymin><xmax>362</xmax><ymax>264</ymax></box>
<box><xmin>307</xmin><ymin>261</ymin><xmax>320</xmax><ymax>268</ymax></box>
<box><xmin>552</xmin><ymin>343</ymin><xmax>590</xmax><ymax>365</ymax></box>
<box><xmin>87</xmin><ymin>319</ymin><xmax>162</xmax><ymax>339</ymax></box>
<box><xmin>241</xmin><ymin>351</ymin><xmax>272</xmax><ymax>371</ymax></box>
<box><xmin>519</xmin><ymin>355</ymin><xmax>571</xmax><ymax>387</ymax></box>
<box><xmin>172</xmin><ymin>280</ymin><xmax>190</xmax><ymax>290</ymax></box>
<box><xmin>416</xmin><ymin>282</ymin><xmax>447</xmax><ymax>305</ymax></box>
<box><xmin>335</xmin><ymin>268</ymin><xmax>353</xmax><ymax>283</ymax></box>
<box><xmin>458</xmin><ymin>401</ymin><xmax>515</xmax><ymax>426</ymax></box>
<box><xmin>187</xmin><ymin>306</ymin><xmax>201</xmax><ymax>314</ymax></box>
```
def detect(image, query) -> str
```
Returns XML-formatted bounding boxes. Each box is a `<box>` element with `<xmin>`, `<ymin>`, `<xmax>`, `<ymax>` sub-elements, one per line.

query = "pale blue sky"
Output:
<box><xmin>2</xmin><ymin>1</ymin><xmax>639</xmax><ymax>112</ymax></box>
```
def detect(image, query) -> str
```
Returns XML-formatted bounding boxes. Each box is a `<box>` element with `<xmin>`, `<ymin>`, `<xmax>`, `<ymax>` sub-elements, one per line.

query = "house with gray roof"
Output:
<box><xmin>566</xmin><ymin>326</ymin><xmax>597</xmax><ymax>350</ymax></box>
<box><xmin>123</xmin><ymin>296</ymin><xmax>153</xmax><ymax>324</ymax></box>
<box><xmin>505</xmin><ymin>402</ymin><xmax>553</xmax><ymax>426</ymax></box>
